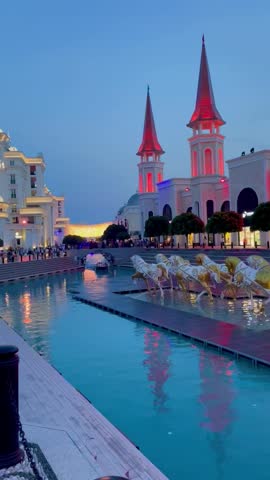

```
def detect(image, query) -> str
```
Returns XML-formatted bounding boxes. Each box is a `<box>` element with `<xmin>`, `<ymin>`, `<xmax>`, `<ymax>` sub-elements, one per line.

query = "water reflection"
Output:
<box><xmin>143</xmin><ymin>327</ymin><xmax>171</xmax><ymax>411</ymax></box>
<box><xmin>0</xmin><ymin>273</ymin><xmax>84</xmax><ymax>356</ymax></box>
<box><xmin>199</xmin><ymin>348</ymin><xmax>236</xmax><ymax>479</ymax></box>
<box><xmin>128</xmin><ymin>290</ymin><xmax>270</xmax><ymax>331</ymax></box>
<box><xmin>20</xmin><ymin>292</ymin><xmax>31</xmax><ymax>324</ymax></box>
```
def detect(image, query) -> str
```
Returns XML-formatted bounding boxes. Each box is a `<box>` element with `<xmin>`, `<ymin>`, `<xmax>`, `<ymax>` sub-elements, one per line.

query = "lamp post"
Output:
<box><xmin>0</xmin><ymin>345</ymin><xmax>24</xmax><ymax>468</ymax></box>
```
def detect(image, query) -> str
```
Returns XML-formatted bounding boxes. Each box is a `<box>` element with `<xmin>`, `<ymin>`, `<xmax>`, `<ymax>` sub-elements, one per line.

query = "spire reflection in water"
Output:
<box><xmin>143</xmin><ymin>327</ymin><xmax>171</xmax><ymax>412</ymax></box>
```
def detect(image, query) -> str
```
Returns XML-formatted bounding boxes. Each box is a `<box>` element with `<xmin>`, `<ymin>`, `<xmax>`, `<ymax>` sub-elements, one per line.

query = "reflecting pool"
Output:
<box><xmin>0</xmin><ymin>270</ymin><xmax>270</xmax><ymax>480</ymax></box>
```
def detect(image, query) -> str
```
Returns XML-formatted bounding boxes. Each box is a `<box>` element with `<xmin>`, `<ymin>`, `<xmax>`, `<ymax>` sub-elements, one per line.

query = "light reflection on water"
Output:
<box><xmin>0</xmin><ymin>271</ymin><xmax>270</xmax><ymax>479</ymax></box>
<box><xmin>128</xmin><ymin>289</ymin><xmax>270</xmax><ymax>331</ymax></box>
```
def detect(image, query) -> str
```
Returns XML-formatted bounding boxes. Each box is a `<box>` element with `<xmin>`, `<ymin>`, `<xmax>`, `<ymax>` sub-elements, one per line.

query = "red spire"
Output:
<box><xmin>137</xmin><ymin>86</ymin><xmax>165</xmax><ymax>156</ymax></box>
<box><xmin>187</xmin><ymin>36</ymin><xmax>225</xmax><ymax>129</ymax></box>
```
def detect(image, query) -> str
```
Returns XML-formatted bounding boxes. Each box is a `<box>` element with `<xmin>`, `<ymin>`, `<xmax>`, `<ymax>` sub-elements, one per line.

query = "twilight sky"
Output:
<box><xmin>1</xmin><ymin>0</ymin><xmax>270</xmax><ymax>223</ymax></box>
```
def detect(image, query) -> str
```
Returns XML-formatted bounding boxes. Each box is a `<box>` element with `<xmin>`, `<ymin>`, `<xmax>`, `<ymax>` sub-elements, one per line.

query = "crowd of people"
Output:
<box><xmin>0</xmin><ymin>245</ymin><xmax>67</xmax><ymax>263</ymax></box>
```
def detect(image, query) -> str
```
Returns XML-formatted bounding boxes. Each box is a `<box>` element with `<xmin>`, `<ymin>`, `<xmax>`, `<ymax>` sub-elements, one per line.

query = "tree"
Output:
<box><xmin>0</xmin><ymin>239</ymin><xmax>3</xmax><ymax>248</ymax></box>
<box><xmin>206</xmin><ymin>211</ymin><xmax>243</xmax><ymax>235</ymax></box>
<box><xmin>144</xmin><ymin>216</ymin><xmax>169</xmax><ymax>239</ymax></box>
<box><xmin>62</xmin><ymin>235</ymin><xmax>85</xmax><ymax>246</ymax></box>
<box><xmin>102</xmin><ymin>223</ymin><xmax>128</xmax><ymax>242</ymax></box>
<box><xmin>250</xmin><ymin>202</ymin><xmax>270</xmax><ymax>232</ymax></box>
<box><xmin>171</xmin><ymin>212</ymin><xmax>204</xmax><ymax>244</ymax></box>
<box><xmin>116</xmin><ymin>231</ymin><xmax>130</xmax><ymax>241</ymax></box>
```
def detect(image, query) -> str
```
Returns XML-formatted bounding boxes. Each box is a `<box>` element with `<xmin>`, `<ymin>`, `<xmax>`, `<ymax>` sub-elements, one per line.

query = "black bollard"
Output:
<box><xmin>0</xmin><ymin>345</ymin><xmax>24</xmax><ymax>469</ymax></box>
<box><xmin>267</xmin><ymin>241</ymin><xmax>270</xmax><ymax>249</ymax></box>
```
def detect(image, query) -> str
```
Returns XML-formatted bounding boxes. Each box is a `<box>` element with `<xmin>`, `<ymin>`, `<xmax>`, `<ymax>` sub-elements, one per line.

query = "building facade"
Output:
<box><xmin>0</xmin><ymin>131</ymin><xmax>69</xmax><ymax>248</ymax></box>
<box><xmin>117</xmin><ymin>37</ymin><xmax>270</xmax><ymax>247</ymax></box>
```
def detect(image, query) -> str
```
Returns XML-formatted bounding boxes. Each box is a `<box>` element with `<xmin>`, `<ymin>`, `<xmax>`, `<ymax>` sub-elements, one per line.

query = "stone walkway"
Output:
<box><xmin>0</xmin><ymin>319</ymin><xmax>168</xmax><ymax>480</ymax></box>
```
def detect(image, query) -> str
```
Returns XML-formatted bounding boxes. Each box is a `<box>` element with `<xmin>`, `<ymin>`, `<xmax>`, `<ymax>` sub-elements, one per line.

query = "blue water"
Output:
<box><xmin>1</xmin><ymin>270</ymin><xmax>270</xmax><ymax>480</ymax></box>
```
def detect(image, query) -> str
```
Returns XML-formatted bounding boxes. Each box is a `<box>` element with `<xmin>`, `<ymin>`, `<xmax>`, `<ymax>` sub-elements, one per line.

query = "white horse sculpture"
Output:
<box><xmin>155</xmin><ymin>254</ymin><xmax>189</xmax><ymax>291</ymax></box>
<box><xmin>156</xmin><ymin>253</ymin><xmax>213</xmax><ymax>302</ymax></box>
<box><xmin>225</xmin><ymin>256</ymin><xmax>270</xmax><ymax>308</ymax></box>
<box><xmin>131</xmin><ymin>255</ymin><xmax>169</xmax><ymax>297</ymax></box>
<box><xmin>195</xmin><ymin>253</ymin><xmax>231</xmax><ymax>283</ymax></box>
<box><xmin>246</xmin><ymin>255</ymin><xmax>270</xmax><ymax>270</ymax></box>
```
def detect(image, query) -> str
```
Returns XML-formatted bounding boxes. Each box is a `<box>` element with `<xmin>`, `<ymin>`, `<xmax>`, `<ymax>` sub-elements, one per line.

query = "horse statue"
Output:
<box><xmin>195</xmin><ymin>253</ymin><xmax>232</xmax><ymax>283</ymax></box>
<box><xmin>246</xmin><ymin>255</ymin><xmax>270</xmax><ymax>270</ymax></box>
<box><xmin>155</xmin><ymin>253</ymin><xmax>189</xmax><ymax>292</ymax></box>
<box><xmin>131</xmin><ymin>255</ymin><xmax>169</xmax><ymax>297</ymax></box>
<box><xmin>155</xmin><ymin>254</ymin><xmax>213</xmax><ymax>302</ymax></box>
<box><xmin>225</xmin><ymin>256</ymin><xmax>270</xmax><ymax>306</ymax></box>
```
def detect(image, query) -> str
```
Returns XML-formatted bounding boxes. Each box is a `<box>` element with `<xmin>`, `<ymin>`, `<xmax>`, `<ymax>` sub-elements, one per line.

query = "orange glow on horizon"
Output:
<box><xmin>66</xmin><ymin>222</ymin><xmax>112</xmax><ymax>239</ymax></box>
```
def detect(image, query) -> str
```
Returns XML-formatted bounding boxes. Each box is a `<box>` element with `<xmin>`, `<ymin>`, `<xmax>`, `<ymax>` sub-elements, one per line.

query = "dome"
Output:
<box><xmin>127</xmin><ymin>193</ymin><xmax>139</xmax><ymax>206</ymax></box>
<box><xmin>117</xmin><ymin>205</ymin><xmax>126</xmax><ymax>216</ymax></box>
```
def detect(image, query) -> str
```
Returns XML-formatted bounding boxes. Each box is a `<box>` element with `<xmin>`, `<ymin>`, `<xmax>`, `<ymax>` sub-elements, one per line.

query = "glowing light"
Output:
<box><xmin>20</xmin><ymin>292</ymin><xmax>31</xmax><ymax>324</ymax></box>
<box><xmin>192</xmin><ymin>151</ymin><xmax>198</xmax><ymax>176</ymax></box>
<box><xmin>218</xmin><ymin>148</ymin><xmax>224</xmax><ymax>175</ymax></box>
<box><xmin>204</xmin><ymin>148</ymin><xmax>213</xmax><ymax>175</ymax></box>
<box><xmin>22</xmin><ymin>219</ymin><xmax>27</xmax><ymax>225</ymax></box>
<box><xmin>66</xmin><ymin>221</ymin><xmax>112</xmax><ymax>239</ymax></box>
<box><xmin>157</xmin><ymin>172</ymin><xmax>163</xmax><ymax>183</ymax></box>
<box><xmin>83</xmin><ymin>269</ymin><xmax>97</xmax><ymax>281</ymax></box>
<box><xmin>242</xmin><ymin>211</ymin><xmax>254</xmax><ymax>218</ymax></box>
<box><xmin>185</xmin><ymin>187</ymin><xmax>190</xmax><ymax>192</ymax></box>
<box><xmin>146</xmin><ymin>172</ymin><xmax>154</xmax><ymax>193</ymax></box>
<box><xmin>139</xmin><ymin>174</ymin><xmax>143</xmax><ymax>193</ymax></box>
<box><xmin>220</xmin><ymin>178</ymin><xmax>225</xmax><ymax>183</ymax></box>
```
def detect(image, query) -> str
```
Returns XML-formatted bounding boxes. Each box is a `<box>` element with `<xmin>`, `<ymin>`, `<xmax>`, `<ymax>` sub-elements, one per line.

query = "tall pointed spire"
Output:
<box><xmin>187</xmin><ymin>36</ymin><xmax>225</xmax><ymax>129</ymax></box>
<box><xmin>137</xmin><ymin>87</ymin><xmax>165</xmax><ymax>156</ymax></box>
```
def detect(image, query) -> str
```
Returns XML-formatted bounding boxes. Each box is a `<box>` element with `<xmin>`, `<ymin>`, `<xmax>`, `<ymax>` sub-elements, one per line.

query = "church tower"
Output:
<box><xmin>137</xmin><ymin>87</ymin><xmax>165</xmax><ymax>193</ymax></box>
<box><xmin>187</xmin><ymin>36</ymin><xmax>225</xmax><ymax>178</ymax></box>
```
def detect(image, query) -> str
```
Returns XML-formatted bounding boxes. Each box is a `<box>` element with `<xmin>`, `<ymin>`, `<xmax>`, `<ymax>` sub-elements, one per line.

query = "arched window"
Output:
<box><xmin>157</xmin><ymin>172</ymin><xmax>163</xmax><ymax>183</ymax></box>
<box><xmin>163</xmin><ymin>204</ymin><xmax>172</xmax><ymax>221</ymax></box>
<box><xmin>148</xmin><ymin>211</ymin><xmax>153</xmax><ymax>218</ymax></box>
<box><xmin>146</xmin><ymin>172</ymin><xmax>154</xmax><ymax>193</ymax></box>
<box><xmin>237</xmin><ymin>188</ymin><xmax>258</xmax><ymax>214</ymax></box>
<box><xmin>206</xmin><ymin>199</ymin><xmax>214</xmax><ymax>219</ymax></box>
<box><xmin>192</xmin><ymin>151</ymin><xmax>198</xmax><ymax>176</ymax></box>
<box><xmin>218</xmin><ymin>148</ymin><xmax>224</xmax><ymax>176</ymax></box>
<box><xmin>221</xmin><ymin>200</ymin><xmax>230</xmax><ymax>212</ymax></box>
<box><xmin>139</xmin><ymin>174</ymin><xmax>143</xmax><ymax>193</ymax></box>
<box><xmin>204</xmin><ymin>148</ymin><xmax>213</xmax><ymax>175</ymax></box>
<box><xmin>194</xmin><ymin>201</ymin><xmax>200</xmax><ymax>216</ymax></box>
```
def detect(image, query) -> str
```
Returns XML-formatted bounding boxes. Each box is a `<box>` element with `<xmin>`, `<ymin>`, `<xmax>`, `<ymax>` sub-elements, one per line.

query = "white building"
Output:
<box><xmin>117</xmin><ymin>37</ymin><xmax>270</xmax><ymax>247</ymax></box>
<box><xmin>0</xmin><ymin>130</ymin><xmax>69</xmax><ymax>248</ymax></box>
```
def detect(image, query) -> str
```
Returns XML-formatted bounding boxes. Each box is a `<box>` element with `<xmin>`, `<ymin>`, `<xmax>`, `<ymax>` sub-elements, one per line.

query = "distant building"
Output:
<box><xmin>0</xmin><ymin>130</ymin><xmax>69</xmax><ymax>248</ymax></box>
<box><xmin>117</xmin><ymin>37</ymin><xmax>270</xmax><ymax>247</ymax></box>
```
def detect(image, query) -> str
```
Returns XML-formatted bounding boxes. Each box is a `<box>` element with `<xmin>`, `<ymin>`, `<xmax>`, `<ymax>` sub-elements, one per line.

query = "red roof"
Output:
<box><xmin>137</xmin><ymin>87</ymin><xmax>165</xmax><ymax>156</ymax></box>
<box><xmin>187</xmin><ymin>36</ymin><xmax>225</xmax><ymax>129</ymax></box>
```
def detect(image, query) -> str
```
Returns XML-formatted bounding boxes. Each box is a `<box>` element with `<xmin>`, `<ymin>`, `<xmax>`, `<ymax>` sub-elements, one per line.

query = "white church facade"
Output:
<box><xmin>117</xmin><ymin>37</ymin><xmax>270</xmax><ymax>247</ymax></box>
<box><xmin>0</xmin><ymin>130</ymin><xmax>69</xmax><ymax>248</ymax></box>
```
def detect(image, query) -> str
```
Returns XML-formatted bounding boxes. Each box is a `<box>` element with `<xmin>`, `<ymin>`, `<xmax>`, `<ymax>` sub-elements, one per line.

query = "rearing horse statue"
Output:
<box><xmin>131</xmin><ymin>255</ymin><xmax>169</xmax><ymax>297</ymax></box>
<box><xmin>225</xmin><ymin>256</ymin><xmax>270</xmax><ymax>306</ymax></box>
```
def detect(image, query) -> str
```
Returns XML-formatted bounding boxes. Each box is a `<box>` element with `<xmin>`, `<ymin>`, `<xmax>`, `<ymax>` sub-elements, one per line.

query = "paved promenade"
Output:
<box><xmin>0</xmin><ymin>319</ymin><xmax>168</xmax><ymax>480</ymax></box>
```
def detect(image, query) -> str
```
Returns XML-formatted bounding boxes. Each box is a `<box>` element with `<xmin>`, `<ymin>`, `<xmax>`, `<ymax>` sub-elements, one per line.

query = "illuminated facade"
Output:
<box><xmin>0</xmin><ymin>131</ymin><xmax>69</xmax><ymax>248</ymax></box>
<box><xmin>118</xmin><ymin>37</ymin><xmax>270</xmax><ymax>246</ymax></box>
